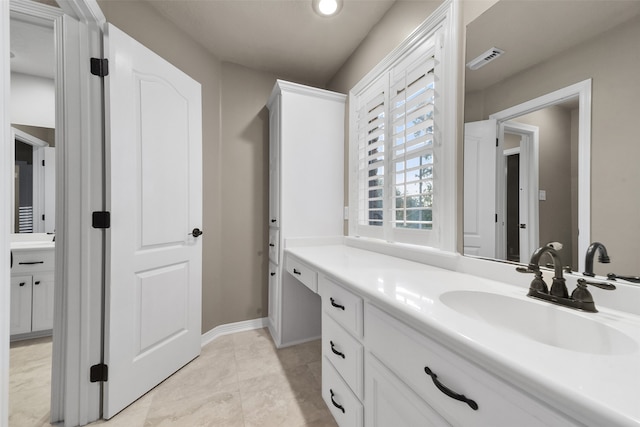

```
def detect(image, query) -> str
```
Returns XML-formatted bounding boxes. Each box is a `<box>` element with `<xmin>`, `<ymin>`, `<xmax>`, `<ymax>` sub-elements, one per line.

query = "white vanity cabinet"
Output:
<box><xmin>266</xmin><ymin>80</ymin><xmax>346</xmax><ymax>348</ymax></box>
<box><xmin>364</xmin><ymin>304</ymin><xmax>575</xmax><ymax>427</ymax></box>
<box><xmin>10</xmin><ymin>248</ymin><xmax>55</xmax><ymax>338</ymax></box>
<box><xmin>319</xmin><ymin>275</ymin><xmax>364</xmax><ymax>427</ymax></box>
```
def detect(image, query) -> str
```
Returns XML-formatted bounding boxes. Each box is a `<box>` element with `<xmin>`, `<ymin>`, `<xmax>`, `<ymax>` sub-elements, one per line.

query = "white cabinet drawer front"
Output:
<box><xmin>323</xmin><ymin>313</ymin><xmax>364</xmax><ymax>399</ymax></box>
<box><xmin>365</xmin><ymin>353</ymin><xmax>451</xmax><ymax>427</ymax></box>
<box><xmin>268</xmin><ymin>229</ymin><xmax>279</xmax><ymax>264</ymax></box>
<box><xmin>11</xmin><ymin>249</ymin><xmax>54</xmax><ymax>274</ymax></box>
<box><xmin>323</xmin><ymin>356</ymin><xmax>363</xmax><ymax>427</ymax></box>
<box><xmin>285</xmin><ymin>256</ymin><xmax>318</xmax><ymax>293</ymax></box>
<box><xmin>320</xmin><ymin>276</ymin><xmax>363</xmax><ymax>338</ymax></box>
<box><xmin>365</xmin><ymin>304</ymin><xmax>575</xmax><ymax>427</ymax></box>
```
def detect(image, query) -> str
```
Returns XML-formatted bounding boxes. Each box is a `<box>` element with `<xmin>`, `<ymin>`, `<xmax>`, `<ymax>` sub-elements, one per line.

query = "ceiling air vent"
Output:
<box><xmin>466</xmin><ymin>47</ymin><xmax>505</xmax><ymax>71</ymax></box>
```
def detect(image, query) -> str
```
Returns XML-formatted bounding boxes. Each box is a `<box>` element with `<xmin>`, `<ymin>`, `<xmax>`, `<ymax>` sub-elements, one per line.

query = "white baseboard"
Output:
<box><xmin>201</xmin><ymin>317</ymin><xmax>269</xmax><ymax>347</ymax></box>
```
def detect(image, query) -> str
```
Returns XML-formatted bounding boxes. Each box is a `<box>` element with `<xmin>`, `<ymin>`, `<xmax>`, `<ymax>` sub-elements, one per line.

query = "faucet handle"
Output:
<box><xmin>577</xmin><ymin>278</ymin><xmax>616</xmax><ymax>291</ymax></box>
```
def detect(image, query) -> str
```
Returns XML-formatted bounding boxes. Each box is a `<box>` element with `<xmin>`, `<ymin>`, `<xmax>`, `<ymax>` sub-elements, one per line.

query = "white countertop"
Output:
<box><xmin>285</xmin><ymin>243</ymin><xmax>640</xmax><ymax>427</ymax></box>
<box><xmin>10</xmin><ymin>233</ymin><xmax>55</xmax><ymax>251</ymax></box>
<box><xmin>10</xmin><ymin>241</ymin><xmax>55</xmax><ymax>251</ymax></box>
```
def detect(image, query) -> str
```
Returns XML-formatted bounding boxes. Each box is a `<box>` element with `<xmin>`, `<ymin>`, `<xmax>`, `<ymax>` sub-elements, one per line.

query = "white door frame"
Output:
<box><xmin>497</xmin><ymin>122</ymin><xmax>539</xmax><ymax>262</ymax></box>
<box><xmin>490</xmin><ymin>79</ymin><xmax>591</xmax><ymax>272</ymax></box>
<box><xmin>2</xmin><ymin>0</ymin><xmax>105</xmax><ymax>426</ymax></box>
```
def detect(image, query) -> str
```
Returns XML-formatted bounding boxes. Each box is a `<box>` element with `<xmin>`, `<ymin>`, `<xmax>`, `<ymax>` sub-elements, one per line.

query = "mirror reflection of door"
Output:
<box><xmin>502</xmin><ymin>103</ymin><xmax>578</xmax><ymax>269</ymax></box>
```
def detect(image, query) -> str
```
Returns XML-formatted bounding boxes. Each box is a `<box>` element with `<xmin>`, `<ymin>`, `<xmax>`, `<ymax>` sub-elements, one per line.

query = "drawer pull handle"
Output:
<box><xmin>19</xmin><ymin>282</ymin><xmax>26</xmax><ymax>287</ymax></box>
<box><xmin>330</xmin><ymin>297</ymin><xmax>345</xmax><ymax>310</ymax></box>
<box><xmin>329</xmin><ymin>389</ymin><xmax>345</xmax><ymax>413</ymax></box>
<box><xmin>270</xmin><ymin>272</ymin><xmax>276</xmax><ymax>276</ymax></box>
<box><xmin>330</xmin><ymin>341</ymin><xmax>345</xmax><ymax>359</ymax></box>
<box><xmin>293</xmin><ymin>268</ymin><xmax>301</xmax><ymax>275</ymax></box>
<box><xmin>19</xmin><ymin>261</ymin><xmax>44</xmax><ymax>265</ymax></box>
<box><xmin>424</xmin><ymin>366</ymin><xmax>478</xmax><ymax>410</ymax></box>
<box><xmin>271</xmin><ymin>219</ymin><xmax>277</xmax><ymax>223</ymax></box>
<box><xmin>269</xmin><ymin>243</ymin><xmax>275</xmax><ymax>247</ymax></box>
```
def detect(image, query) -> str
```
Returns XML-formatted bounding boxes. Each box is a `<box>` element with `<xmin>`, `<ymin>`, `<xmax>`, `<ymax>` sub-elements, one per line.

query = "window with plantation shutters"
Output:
<box><xmin>390</xmin><ymin>54</ymin><xmax>436</xmax><ymax>231</ymax></box>
<box><xmin>349</xmin><ymin>1</ymin><xmax>458</xmax><ymax>250</ymax></box>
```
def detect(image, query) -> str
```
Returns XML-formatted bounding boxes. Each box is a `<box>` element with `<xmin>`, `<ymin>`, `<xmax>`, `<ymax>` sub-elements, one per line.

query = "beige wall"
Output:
<box><xmin>463</xmin><ymin>11</ymin><xmax>640</xmax><ymax>275</ymax></box>
<box><xmin>219</xmin><ymin>62</ymin><xmax>278</xmax><ymax>324</ymax></box>
<box><xmin>98</xmin><ymin>0</ymin><xmax>224</xmax><ymax>332</ymax></box>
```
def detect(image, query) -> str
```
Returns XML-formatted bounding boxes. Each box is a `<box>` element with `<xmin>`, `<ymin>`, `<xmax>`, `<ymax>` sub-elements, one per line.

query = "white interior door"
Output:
<box><xmin>463</xmin><ymin>120</ymin><xmax>497</xmax><ymax>257</ymax></box>
<box><xmin>103</xmin><ymin>23</ymin><xmax>202</xmax><ymax>418</ymax></box>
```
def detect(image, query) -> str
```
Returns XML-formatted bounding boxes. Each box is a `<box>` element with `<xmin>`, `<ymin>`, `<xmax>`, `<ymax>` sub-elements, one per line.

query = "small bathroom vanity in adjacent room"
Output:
<box><xmin>10</xmin><ymin>233</ymin><xmax>55</xmax><ymax>340</ymax></box>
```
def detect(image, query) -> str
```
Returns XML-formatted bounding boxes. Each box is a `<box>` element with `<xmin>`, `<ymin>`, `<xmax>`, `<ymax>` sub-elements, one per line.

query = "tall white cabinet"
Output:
<box><xmin>267</xmin><ymin>80</ymin><xmax>346</xmax><ymax>348</ymax></box>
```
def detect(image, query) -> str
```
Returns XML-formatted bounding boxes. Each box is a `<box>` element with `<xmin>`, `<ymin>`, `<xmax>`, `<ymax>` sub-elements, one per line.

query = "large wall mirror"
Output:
<box><xmin>10</xmin><ymin>9</ymin><xmax>56</xmax><ymax>234</ymax></box>
<box><xmin>463</xmin><ymin>1</ymin><xmax>640</xmax><ymax>278</ymax></box>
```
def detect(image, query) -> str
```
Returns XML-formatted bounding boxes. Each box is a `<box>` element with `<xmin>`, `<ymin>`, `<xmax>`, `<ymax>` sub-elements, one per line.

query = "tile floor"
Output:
<box><xmin>9</xmin><ymin>329</ymin><xmax>338</xmax><ymax>427</ymax></box>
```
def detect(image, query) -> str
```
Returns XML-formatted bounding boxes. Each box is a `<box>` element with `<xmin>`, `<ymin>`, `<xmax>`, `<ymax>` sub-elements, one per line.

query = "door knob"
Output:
<box><xmin>190</xmin><ymin>228</ymin><xmax>203</xmax><ymax>237</ymax></box>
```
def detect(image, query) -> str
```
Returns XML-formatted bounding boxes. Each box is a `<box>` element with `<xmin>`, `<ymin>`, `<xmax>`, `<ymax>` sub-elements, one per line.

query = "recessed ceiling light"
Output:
<box><xmin>313</xmin><ymin>0</ymin><xmax>343</xmax><ymax>17</ymax></box>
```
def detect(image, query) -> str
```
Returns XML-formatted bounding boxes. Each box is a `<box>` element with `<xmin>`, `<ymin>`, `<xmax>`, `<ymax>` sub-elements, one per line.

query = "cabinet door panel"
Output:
<box><xmin>366</xmin><ymin>353</ymin><xmax>451</xmax><ymax>427</ymax></box>
<box><xmin>32</xmin><ymin>273</ymin><xmax>55</xmax><ymax>331</ymax></box>
<box><xmin>10</xmin><ymin>275</ymin><xmax>33</xmax><ymax>335</ymax></box>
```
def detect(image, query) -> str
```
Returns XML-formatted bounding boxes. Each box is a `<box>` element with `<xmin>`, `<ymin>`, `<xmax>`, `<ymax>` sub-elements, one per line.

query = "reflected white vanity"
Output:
<box><xmin>10</xmin><ymin>233</ymin><xmax>55</xmax><ymax>340</ymax></box>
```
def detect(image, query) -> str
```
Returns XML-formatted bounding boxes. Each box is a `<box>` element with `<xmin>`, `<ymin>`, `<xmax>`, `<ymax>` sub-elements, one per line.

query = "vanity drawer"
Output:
<box><xmin>320</xmin><ymin>276</ymin><xmax>363</xmax><ymax>338</ymax></box>
<box><xmin>365</xmin><ymin>304</ymin><xmax>575</xmax><ymax>427</ymax></box>
<box><xmin>268</xmin><ymin>229</ymin><xmax>279</xmax><ymax>264</ymax></box>
<box><xmin>322</xmin><ymin>356</ymin><xmax>363</xmax><ymax>427</ymax></box>
<box><xmin>323</xmin><ymin>313</ymin><xmax>364</xmax><ymax>399</ymax></box>
<box><xmin>285</xmin><ymin>255</ymin><xmax>317</xmax><ymax>293</ymax></box>
<box><xmin>11</xmin><ymin>249</ymin><xmax>55</xmax><ymax>274</ymax></box>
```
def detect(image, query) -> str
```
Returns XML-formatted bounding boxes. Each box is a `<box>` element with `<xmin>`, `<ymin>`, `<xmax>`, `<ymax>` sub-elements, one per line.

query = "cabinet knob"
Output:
<box><xmin>19</xmin><ymin>282</ymin><xmax>26</xmax><ymax>287</ymax></box>
<box><xmin>34</xmin><ymin>281</ymin><xmax>41</xmax><ymax>285</ymax></box>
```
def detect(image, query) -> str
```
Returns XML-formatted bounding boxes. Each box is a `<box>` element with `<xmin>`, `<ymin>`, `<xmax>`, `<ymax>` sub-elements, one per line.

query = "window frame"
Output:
<box><xmin>348</xmin><ymin>0</ymin><xmax>459</xmax><ymax>251</ymax></box>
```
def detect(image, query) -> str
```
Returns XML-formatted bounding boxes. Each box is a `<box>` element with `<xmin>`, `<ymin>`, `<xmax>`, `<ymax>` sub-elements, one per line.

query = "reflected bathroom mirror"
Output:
<box><xmin>463</xmin><ymin>0</ymin><xmax>640</xmax><ymax>277</ymax></box>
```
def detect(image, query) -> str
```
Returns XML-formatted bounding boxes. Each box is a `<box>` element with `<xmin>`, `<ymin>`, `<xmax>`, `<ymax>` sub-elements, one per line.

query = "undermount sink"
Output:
<box><xmin>440</xmin><ymin>290</ymin><xmax>637</xmax><ymax>355</ymax></box>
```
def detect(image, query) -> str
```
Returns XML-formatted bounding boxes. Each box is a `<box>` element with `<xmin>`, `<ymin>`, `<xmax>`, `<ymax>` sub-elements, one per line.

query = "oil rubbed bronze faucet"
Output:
<box><xmin>517</xmin><ymin>243</ymin><xmax>615</xmax><ymax>312</ymax></box>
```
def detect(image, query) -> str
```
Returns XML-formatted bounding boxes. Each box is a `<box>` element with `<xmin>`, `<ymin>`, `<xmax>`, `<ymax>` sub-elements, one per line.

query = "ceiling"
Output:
<box><xmin>142</xmin><ymin>0</ymin><xmax>396</xmax><ymax>86</ymax></box>
<box><xmin>10</xmin><ymin>17</ymin><xmax>55</xmax><ymax>79</ymax></box>
<box><xmin>465</xmin><ymin>0</ymin><xmax>640</xmax><ymax>94</ymax></box>
<box><xmin>11</xmin><ymin>0</ymin><xmax>396</xmax><ymax>87</ymax></box>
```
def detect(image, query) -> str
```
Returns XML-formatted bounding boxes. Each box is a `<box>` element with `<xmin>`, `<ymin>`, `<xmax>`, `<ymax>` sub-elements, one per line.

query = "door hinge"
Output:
<box><xmin>90</xmin><ymin>363</ymin><xmax>108</xmax><ymax>382</ymax></box>
<box><xmin>42</xmin><ymin>160</ymin><xmax>45</xmax><ymax>167</ymax></box>
<box><xmin>90</xmin><ymin>58</ymin><xmax>109</xmax><ymax>77</ymax></box>
<box><xmin>496</xmin><ymin>138</ymin><xmax>499</xmax><ymax>147</ymax></box>
<box><xmin>42</xmin><ymin>215</ymin><xmax>45</xmax><ymax>221</ymax></box>
<box><xmin>92</xmin><ymin>211</ymin><xmax>111</xmax><ymax>229</ymax></box>
<box><xmin>495</xmin><ymin>214</ymin><xmax>498</xmax><ymax>223</ymax></box>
